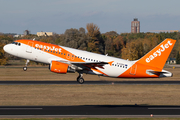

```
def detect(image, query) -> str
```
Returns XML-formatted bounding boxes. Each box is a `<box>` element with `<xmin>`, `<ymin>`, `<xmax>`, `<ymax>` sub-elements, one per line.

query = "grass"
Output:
<box><xmin>0</xmin><ymin>84</ymin><xmax>180</xmax><ymax>106</ymax></box>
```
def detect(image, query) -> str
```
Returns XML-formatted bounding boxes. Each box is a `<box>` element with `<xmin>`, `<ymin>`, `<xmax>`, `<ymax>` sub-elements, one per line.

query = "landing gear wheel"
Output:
<box><xmin>77</xmin><ymin>73</ymin><xmax>84</xmax><ymax>84</ymax></box>
<box><xmin>23</xmin><ymin>59</ymin><xmax>29</xmax><ymax>71</ymax></box>
<box><xmin>23</xmin><ymin>67</ymin><xmax>27</xmax><ymax>71</ymax></box>
<box><xmin>77</xmin><ymin>77</ymin><xmax>84</xmax><ymax>84</ymax></box>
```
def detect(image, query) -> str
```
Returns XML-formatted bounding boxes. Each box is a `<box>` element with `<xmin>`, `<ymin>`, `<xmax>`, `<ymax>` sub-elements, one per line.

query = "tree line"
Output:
<box><xmin>0</xmin><ymin>23</ymin><xmax>180</xmax><ymax>65</ymax></box>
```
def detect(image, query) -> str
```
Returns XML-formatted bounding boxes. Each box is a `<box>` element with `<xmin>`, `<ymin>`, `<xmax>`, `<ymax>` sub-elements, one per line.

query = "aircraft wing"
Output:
<box><xmin>52</xmin><ymin>60</ymin><xmax>113</xmax><ymax>70</ymax></box>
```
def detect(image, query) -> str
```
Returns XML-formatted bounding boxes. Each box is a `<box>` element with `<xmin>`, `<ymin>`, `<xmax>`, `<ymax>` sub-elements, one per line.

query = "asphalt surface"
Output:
<box><xmin>0</xmin><ymin>105</ymin><xmax>180</xmax><ymax>118</ymax></box>
<box><xmin>0</xmin><ymin>80</ymin><xmax>180</xmax><ymax>85</ymax></box>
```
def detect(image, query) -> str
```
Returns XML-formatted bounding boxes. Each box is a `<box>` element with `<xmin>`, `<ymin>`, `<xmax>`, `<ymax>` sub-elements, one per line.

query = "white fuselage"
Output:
<box><xmin>4</xmin><ymin>41</ymin><xmax>134</xmax><ymax>77</ymax></box>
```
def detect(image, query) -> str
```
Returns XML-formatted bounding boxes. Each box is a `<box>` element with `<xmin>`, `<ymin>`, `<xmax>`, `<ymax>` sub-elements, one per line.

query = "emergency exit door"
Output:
<box><xmin>130</xmin><ymin>64</ymin><xmax>137</xmax><ymax>75</ymax></box>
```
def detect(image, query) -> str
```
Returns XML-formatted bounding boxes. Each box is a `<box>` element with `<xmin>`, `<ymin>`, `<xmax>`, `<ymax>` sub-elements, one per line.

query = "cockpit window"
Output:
<box><xmin>12</xmin><ymin>42</ymin><xmax>21</xmax><ymax>46</ymax></box>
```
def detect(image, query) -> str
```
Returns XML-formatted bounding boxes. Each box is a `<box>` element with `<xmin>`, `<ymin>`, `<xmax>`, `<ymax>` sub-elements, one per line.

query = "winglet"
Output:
<box><xmin>108</xmin><ymin>61</ymin><xmax>114</xmax><ymax>66</ymax></box>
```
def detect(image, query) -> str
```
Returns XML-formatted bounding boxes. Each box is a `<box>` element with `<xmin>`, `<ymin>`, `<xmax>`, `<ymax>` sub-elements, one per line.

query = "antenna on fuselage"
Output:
<box><xmin>33</xmin><ymin>38</ymin><xmax>35</xmax><ymax>41</ymax></box>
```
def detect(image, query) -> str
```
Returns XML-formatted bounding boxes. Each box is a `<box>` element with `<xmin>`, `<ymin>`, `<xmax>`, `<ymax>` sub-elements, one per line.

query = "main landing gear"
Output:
<box><xmin>77</xmin><ymin>73</ymin><xmax>84</xmax><ymax>84</ymax></box>
<box><xmin>23</xmin><ymin>59</ymin><xmax>29</xmax><ymax>71</ymax></box>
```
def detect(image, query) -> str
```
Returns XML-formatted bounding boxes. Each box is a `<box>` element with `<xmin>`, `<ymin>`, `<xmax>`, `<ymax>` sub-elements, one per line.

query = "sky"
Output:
<box><xmin>0</xmin><ymin>0</ymin><xmax>180</xmax><ymax>34</ymax></box>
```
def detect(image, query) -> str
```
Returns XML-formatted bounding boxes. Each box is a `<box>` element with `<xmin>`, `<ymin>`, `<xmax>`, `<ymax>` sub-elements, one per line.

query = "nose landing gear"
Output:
<box><xmin>23</xmin><ymin>59</ymin><xmax>29</xmax><ymax>71</ymax></box>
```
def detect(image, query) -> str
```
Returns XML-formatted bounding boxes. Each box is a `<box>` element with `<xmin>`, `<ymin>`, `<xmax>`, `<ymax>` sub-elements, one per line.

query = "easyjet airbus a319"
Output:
<box><xmin>3</xmin><ymin>38</ymin><xmax>176</xmax><ymax>84</ymax></box>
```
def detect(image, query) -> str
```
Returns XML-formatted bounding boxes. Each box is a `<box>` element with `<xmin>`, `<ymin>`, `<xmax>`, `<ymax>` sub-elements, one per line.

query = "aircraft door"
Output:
<box><xmin>130</xmin><ymin>64</ymin><xmax>137</xmax><ymax>75</ymax></box>
<box><xmin>26</xmin><ymin>42</ymin><xmax>34</xmax><ymax>53</ymax></box>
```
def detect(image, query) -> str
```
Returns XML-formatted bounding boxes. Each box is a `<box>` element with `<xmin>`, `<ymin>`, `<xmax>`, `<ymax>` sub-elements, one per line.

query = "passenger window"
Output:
<box><xmin>18</xmin><ymin>43</ymin><xmax>21</xmax><ymax>46</ymax></box>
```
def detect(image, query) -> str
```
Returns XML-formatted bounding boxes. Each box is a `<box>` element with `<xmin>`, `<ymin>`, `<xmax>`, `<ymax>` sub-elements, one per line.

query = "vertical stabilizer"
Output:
<box><xmin>137</xmin><ymin>38</ymin><xmax>176</xmax><ymax>70</ymax></box>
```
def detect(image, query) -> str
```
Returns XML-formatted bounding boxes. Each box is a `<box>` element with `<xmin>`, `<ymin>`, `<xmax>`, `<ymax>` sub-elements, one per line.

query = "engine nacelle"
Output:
<box><xmin>49</xmin><ymin>61</ymin><xmax>75</xmax><ymax>74</ymax></box>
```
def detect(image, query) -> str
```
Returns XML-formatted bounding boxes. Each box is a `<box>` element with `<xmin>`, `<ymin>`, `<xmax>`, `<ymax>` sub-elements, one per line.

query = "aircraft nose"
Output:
<box><xmin>3</xmin><ymin>44</ymin><xmax>11</xmax><ymax>53</ymax></box>
<box><xmin>3</xmin><ymin>45</ymin><xmax>8</xmax><ymax>53</ymax></box>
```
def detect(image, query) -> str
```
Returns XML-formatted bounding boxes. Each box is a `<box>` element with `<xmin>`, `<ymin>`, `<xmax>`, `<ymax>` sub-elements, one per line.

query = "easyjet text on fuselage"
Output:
<box><xmin>35</xmin><ymin>44</ymin><xmax>62</xmax><ymax>52</ymax></box>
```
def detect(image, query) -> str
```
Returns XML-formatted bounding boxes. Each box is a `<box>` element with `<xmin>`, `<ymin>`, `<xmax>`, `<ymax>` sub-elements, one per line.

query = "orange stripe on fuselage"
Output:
<box><xmin>16</xmin><ymin>39</ymin><xmax>84</xmax><ymax>62</ymax></box>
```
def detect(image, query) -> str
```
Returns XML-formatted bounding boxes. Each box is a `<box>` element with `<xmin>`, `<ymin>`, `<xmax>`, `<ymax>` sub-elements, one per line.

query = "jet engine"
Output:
<box><xmin>49</xmin><ymin>61</ymin><xmax>75</xmax><ymax>74</ymax></box>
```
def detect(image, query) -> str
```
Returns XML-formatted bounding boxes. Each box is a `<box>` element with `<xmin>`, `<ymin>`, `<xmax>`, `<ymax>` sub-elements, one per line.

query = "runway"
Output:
<box><xmin>0</xmin><ymin>80</ymin><xmax>180</xmax><ymax>85</ymax></box>
<box><xmin>0</xmin><ymin>105</ymin><xmax>180</xmax><ymax>118</ymax></box>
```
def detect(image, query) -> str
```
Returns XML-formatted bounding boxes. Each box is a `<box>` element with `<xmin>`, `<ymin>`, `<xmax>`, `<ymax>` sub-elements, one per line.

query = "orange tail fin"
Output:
<box><xmin>137</xmin><ymin>38</ymin><xmax>176</xmax><ymax>70</ymax></box>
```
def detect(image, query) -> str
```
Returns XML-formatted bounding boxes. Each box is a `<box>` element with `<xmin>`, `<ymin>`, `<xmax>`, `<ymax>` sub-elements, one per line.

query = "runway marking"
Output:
<box><xmin>148</xmin><ymin>107</ymin><xmax>180</xmax><ymax>109</ymax></box>
<box><xmin>0</xmin><ymin>108</ymin><xmax>42</xmax><ymax>110</ymax></box>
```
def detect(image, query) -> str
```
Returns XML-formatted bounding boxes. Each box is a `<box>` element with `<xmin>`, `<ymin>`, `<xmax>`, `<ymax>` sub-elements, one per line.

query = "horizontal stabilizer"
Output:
<box><xmin>146</xmin><ymin>70</ymin><xmax>172</xmax><ymax>77</ymax></box>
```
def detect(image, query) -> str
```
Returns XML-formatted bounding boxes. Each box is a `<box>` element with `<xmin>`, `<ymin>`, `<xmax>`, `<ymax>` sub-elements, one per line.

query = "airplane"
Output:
<box><xmin>3</xmin><ymin>38</ymin><xmax>176</xmax><ymax>84</ymax></box>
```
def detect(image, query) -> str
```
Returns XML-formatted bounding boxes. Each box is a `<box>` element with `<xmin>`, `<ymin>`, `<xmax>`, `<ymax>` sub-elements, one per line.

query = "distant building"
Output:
<box><xmin>14</xmin><ymin>35</ymin><xmax>20</xmax><ymax>38</ymax></box>
<box><xmin>167</xmin><ymin>58</ymin><xmax>176</xmax><ymax>64</ymax></box>
<box><xmin>24</xmin><ymin>30</ymin><xmax>30</xmax><ymax>35</ymax></box>
<box><xmin>37</xmin><ymin>32</ymin><xmax>53</xmax><ymax>36</ymax></box>
<box><xmin>131</xmin><ymin>18</ymin><xmax>140</xmax><ymax>33</ymax></box>
<box><xmin>149</xmin><ymin>30</ymin><xmax>179</xmax><ymax>33</ymax></box>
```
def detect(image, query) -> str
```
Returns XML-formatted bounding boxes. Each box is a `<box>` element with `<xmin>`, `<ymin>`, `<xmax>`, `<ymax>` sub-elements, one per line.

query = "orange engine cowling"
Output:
<box><xmin>49</xmin><ymin>61</ymin><xmax>69</xmax><ymax>74</ymax></box>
